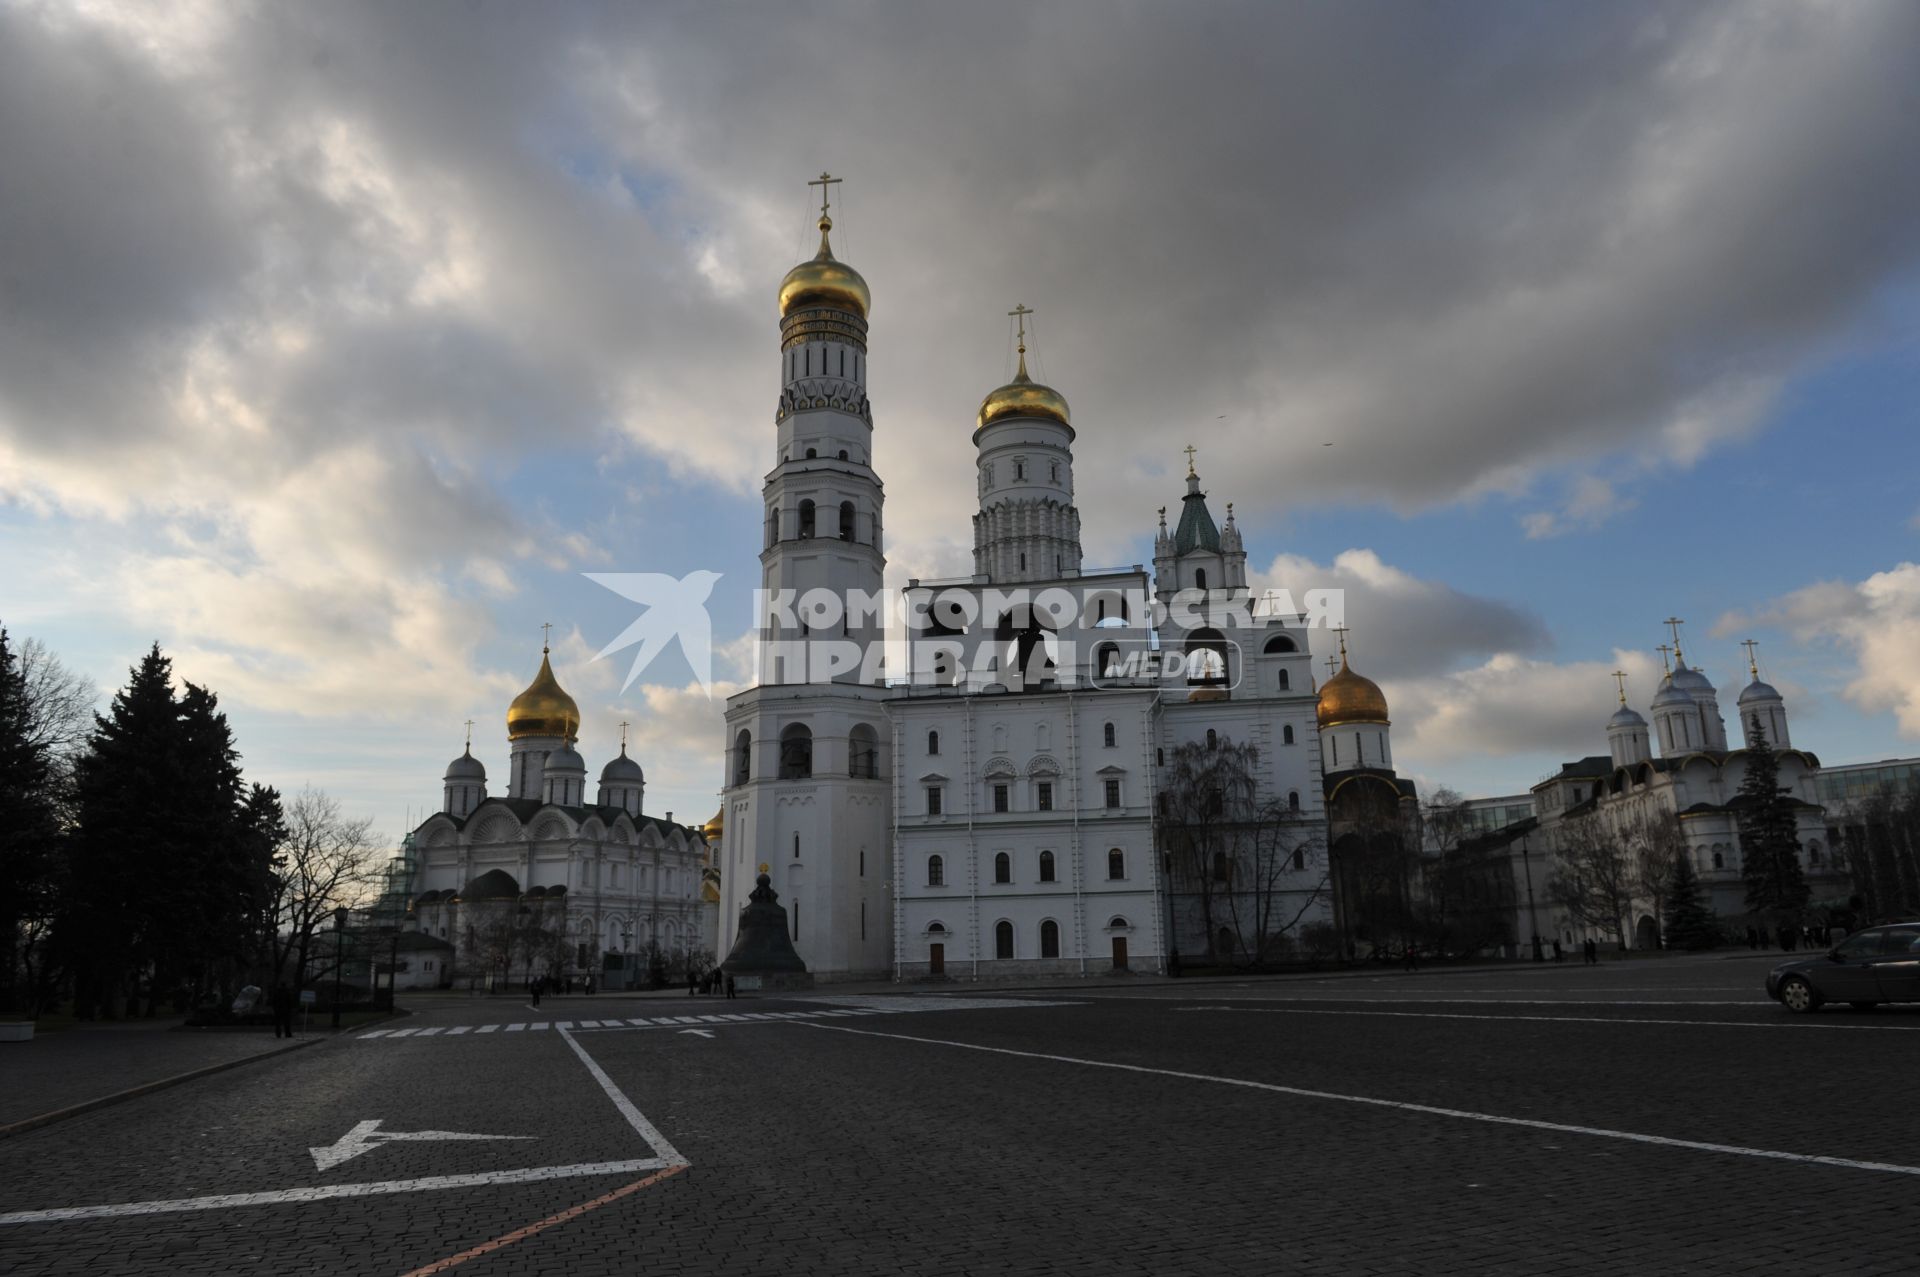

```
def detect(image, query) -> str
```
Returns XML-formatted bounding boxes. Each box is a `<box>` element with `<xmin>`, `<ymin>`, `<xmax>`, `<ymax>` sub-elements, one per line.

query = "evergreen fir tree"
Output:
<box><xmin>0</xmin><ymin>628</ymin><xmax>63</xmax><ymax>1013</ymax></box>
<box><xmin>1736</xmin><ymin>713</ymin><xmax>1810</xmax><ymax>920</ymax></box>
<box><xmin>1662</xmin><ymin>851</ymin><xmax>1717</xmax><ymax>951</ymax></box>
<box><xmin>67</xmin><ymin>644</ymin><xmax>184</xmax><ymax>1016</ymax></box>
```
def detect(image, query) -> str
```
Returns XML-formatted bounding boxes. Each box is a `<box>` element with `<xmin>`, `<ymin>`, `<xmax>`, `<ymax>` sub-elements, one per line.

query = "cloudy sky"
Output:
<box><xmin>3</xmin><ymin>0</ymin><xmax>1919</xmax><ymax>839</ymax></box>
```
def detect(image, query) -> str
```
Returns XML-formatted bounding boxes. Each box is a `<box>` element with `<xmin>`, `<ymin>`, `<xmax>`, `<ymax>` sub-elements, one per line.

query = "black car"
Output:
<box><xmin>1766</xmin><ymin>922</ymin><xmax>1920</xmax><ymax>1012</ymax></box>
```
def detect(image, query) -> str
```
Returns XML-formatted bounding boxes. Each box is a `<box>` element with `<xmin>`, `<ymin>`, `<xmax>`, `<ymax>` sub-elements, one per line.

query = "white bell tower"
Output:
<box><xmin>719</xmin><ymin>173</ymin><xmax>893</xmax><ymax>980</ymax></box>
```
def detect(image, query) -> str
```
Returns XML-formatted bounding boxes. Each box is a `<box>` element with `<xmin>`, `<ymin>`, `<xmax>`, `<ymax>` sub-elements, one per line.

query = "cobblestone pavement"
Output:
<box><xmin>2</xmin><ymin>959</ymin><xmax>1917</xmax><ymax>1275</ymax></box>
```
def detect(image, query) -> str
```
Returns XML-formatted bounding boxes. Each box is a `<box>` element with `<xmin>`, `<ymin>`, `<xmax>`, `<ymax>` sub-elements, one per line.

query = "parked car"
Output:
<box><xmin>1767</xmin><ymin>923</ymin><xmax>1920</xmax><ymax>1012</ymax></box>
<box><xmin>230</xmin><ymin>985</ymin><xmax>263</xmax><ymax>1015</ymax></box>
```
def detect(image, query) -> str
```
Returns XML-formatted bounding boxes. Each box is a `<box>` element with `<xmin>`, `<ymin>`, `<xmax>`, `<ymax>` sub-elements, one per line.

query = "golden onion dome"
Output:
<box><xmin>778</xmin><ymin>215</ymin><xmax>870</xmax><ymax>320</ymax></box>
<box><xmin>703</xmin><ymin>805</ymin><xmax>724</xmax><ymax>841</ymax></box>
<box><xmin>1317</xmin><ymin>657</ymin><xmax>1390</xmax><ymax>729</ymax></box>
<box><xmin>506</xmin><ymin>647</ymin><xmax>581</xmax><ymax>743</ymax></box>
<box><xmin>977</xmin><ymin>338</ymin><xmax>1071</xmax><ymax>432</ymax></box>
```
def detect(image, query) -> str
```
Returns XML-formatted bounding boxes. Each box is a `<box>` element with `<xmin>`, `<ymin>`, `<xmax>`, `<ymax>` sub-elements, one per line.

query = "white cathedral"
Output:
<box><xmin>405</xmin><ymin>646</ymin><xmax>718</xmax><ymax>986</ymax></box>
<box><xmin>714</xmin><ymin>183</ymin><xmax>1355</xmax><ymax>981</ymax></box>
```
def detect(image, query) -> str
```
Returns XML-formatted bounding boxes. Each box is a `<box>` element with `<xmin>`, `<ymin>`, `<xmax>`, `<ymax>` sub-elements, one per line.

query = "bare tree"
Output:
<box><xmin>1546</xmin><ymin>812</ymin><xmax>1634</xmax><ymax>950</ymax></box>
<box><xmin>1161</xmin><ymin>737</ymin><xmax>1259</xmax><ymax>959</ymax></box>
<box><xmin>18</xmin><ymin>636</ymin><xmax>97</xmax><ymax>765</ymax></box>
<box><xmin>267</xmin><ymin>788</ymin><xmax>384</xmax><ymax>988</ymax></box>
<box><xmin>1219</xmin><ymin>817</ymin><xmax>1330</xmax><ymax>966</ymax></box>
<box><xmin>1624</xmin><ymin>809</ymin><xmax>1687</xmax><ymax>943</ymax></box>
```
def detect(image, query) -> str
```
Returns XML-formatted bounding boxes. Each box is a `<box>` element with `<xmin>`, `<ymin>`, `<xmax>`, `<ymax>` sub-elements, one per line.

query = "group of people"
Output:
<box><xmin>525</xmin><ymin>974</ymin><xmax>594</xmax><ymax>1006</ymax></box>
<box><xmin>690</xmin><ymin>968</ymin><xmax>736</xmax><ymax>998</ymax></box>
<box><xmin>1547</xmin><ymin>938</ymin><xmax>1603</xmax><ymax>964</ymax></box>
<box><xmin>1748</xmin><ymin>923</ymin><xmax>1831</xmax><ymax>952</ymax></box>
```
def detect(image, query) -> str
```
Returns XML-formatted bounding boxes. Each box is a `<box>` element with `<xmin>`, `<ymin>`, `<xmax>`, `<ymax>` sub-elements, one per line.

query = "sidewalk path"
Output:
<box><xmin>0</xmin><ymin>1019</ymin><xmax>312</xmax><ymax>1131</ymax></box>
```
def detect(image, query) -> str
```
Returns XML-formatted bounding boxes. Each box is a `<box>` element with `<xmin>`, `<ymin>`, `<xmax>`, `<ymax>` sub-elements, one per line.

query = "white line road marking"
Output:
<box><xmin>679</xmin><ymin>1029</ymin><xmax>715</xmax><ymax>1038</ymax></box>
<box><xmin>416</xmin><ymin>1027</ymin><xmax>444</xmax><ymax>1036</ymax></box>
<box><xmin>556</xmin><ymin>1028</ymin><xmax>687</xmax><ymax>1167</ymax></box>
<box><xmin>504</xmin><ymin>1023</ymin><xmax>525</xmax><ymax>1032</ymax></box>
<box><xmin>803</xmin><ymin>1022</ymin><xmax>1920</xmax><ymax>1179</ymax></box>
<box><xmin>388</xmin><ymin>1028</ymin><xmax>419</xmax><ymax>1037</ymax></box>
<box><xmin>0</xmin><ymin>1161</ymin><xmax>670</xmax><ymax>1225</ymax></box>
<box><xmin>447</xmin><ymin>1026</ymin><xmax>472</xmax><ymax>1035</ymax></box>
<box><xmin>1173</xmin><ymin>1006</ymin><xmax>1920</xmax><ymax>1031</ymax></box>
<box><xmin>627</xmin><ymin>1017</ymin><xmax>650</xmax><ymax>1026</ymax></box>
<box><xmin>529</xmin><ymin>1022</ymin><xmax>549</xmax><ymax>1031</ymax></box>
<box><xmin>553</xmin><ymin>1021</ymin><xmax>573</xmax><ymax>1030</ymax></box>
<box><xmin>359</xmin><ymin>1029</ymin><xmax>393</xmax><ymax>1038</ymax></box>
<box><xmin>477</xmin><ymin>1024</ymin><xmax>499</xmax><ymax>1034</ymax></box>
<box><xmin>1204</xmin><ymin>997</ymin><xmax>1773</xmax><ymax>1007</ymax></box>
<box><xmin>309</xmin><ymin>1119</ymin><xmax>534</xmax><ymax>1171</ymax></box>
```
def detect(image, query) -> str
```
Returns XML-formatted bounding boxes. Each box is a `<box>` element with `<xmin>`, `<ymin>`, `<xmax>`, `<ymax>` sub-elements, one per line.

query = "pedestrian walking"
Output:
<box><xmin>270</xmin><ymin>981</ymin><xmax>295</xmax><ymax>1038</ymax></box>
<box><xmin>530</xmin><ymin>978</ymin><xmax>541</xmax><ymax>1008</ymax></box>
<box><xmin>1583</xmin><ymin>938</ymin><xmax>1597</xmax><ymax>965</ymax></box>
<box><xmin>687</xmin><ymin>970</ymin><xmax>697</xmax><ymax>996</ymax></box>
<box><xmin>725</xmin><ymin>973</ymin><xmax>737</xmax><ymax>999</ymax></box>
<box><xmin>1552</xmin><ymin>939</ymin><xmax>1563</xmax><ymax>962</ymax></box>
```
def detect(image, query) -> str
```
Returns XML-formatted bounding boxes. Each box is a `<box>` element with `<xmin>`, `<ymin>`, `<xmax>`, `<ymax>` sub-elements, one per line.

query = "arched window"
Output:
<box><xmin>839</xmin><ymin>501</ymin><xmax>856</xmax><ymax>541</ymax></box>
<box><xmin>797</xmin><ymin>499</ymin><xmax>816</xmax><ymax>538</ymax></box>
<box><xmin>1040</xmin><ymin>919</ymin><xmax>1060</xmax><ymax>958</ymax></box>
<box><xmin>733</xmin><ymin>730</ymin><xmax>752</xmax><ymax>786</ymax></box>
<box><xmin>1278</xmin><ymin>669</ymin><xmax>1290</xmax><ymax>690</ymax></box>
<box><xmin>1196</xmin><ymin>568</ymin><xmax>1208</xmax><ymax>591</ymax></box>
<box><xmin>1103</xmin><ymin>722</ymin><xmax>1116</xmax><ymax>748</ymax></box>
<box><xmin>1283</xmin><ymin>725</ymin><xmax>1295</xmax><ymax>745</ymax></box>
<box><xmin>927</xmin><ymin>855</ymin><xmax>945</xmax><ymax>887</ymax></box>
<box><xmin>927</xmin><ymin>730</ymin><xmax>940</xmax><ymax>756</ymax></box>
<box><xmin>1038</xmin><ymin>850</ymin><xmax>1056</xmax><ymax>883</ymax></box>
<box><xmin>1206</xmin><ymin>728</ymin><xmax>1218</xmax><ymax>749</ymax></box>
<box><xmin>927</xmin><ymin>920</ymin><xmax>946</xmax><ymax>934</ymax></box>
<box><xmin>1263</xmin><ymin>634</ymin><xmax>1297</xmax><ymax>654</ymax></box>
<box><xmin>805</xmin><ymin>447</ymin><xmax>816</xmax><ymax>459</ymax></box>
<box><xmin>778</xmin><ymin>724</ymin><xmax>813</xmax><ymax>779</ymax></box>
<box><xmin>1712</xmin><ymin>849</ymin><xmax>1725</xmax><ymax>870</ymax></box>
<box><xmin>766</xmin><ymin>507</ymin><xmax>779</xmax><ymax>547</ymax></box>
<box><xmin>849</xmin><ymin>723</ymin><xmax>879</xmax><ymax>780</ymax></box>
<box><xmin>1095</xmin><ymin>643</ymin><xmax>1120</xmax><ymax>680</ymax></box>
<box><xmin>1292</xmin><ymin>847</ymin><xmax>1306</xmax><ymax>871</ymax></box>
<box><xmin>1288</xmin><ymin>790</ymin><xmax>1300</xmax><ymax>811</ymax></box>
<box><xmin>1185</xmin><ymin>627</ymin><xmax>1230</xmax><ymax>689</ymax></box>
<box><xmin>994</xmin><ymin>852</ymin><xmax>1011</xmax><ymax>884</ymax></box>
<box><xmin>995</xmin><ymin>920</ymin><xmax>1015</xmax><ymax>960</ymax></box>
<box><xmin>1807</xmin><ymin>840</ymin><xmax>1823</xmax><ymax>866</ymax></box>
<box><xmin>1107</xmin><ymin>848</ymin><xmax>1125</xmax><ymax>880</ymax></box>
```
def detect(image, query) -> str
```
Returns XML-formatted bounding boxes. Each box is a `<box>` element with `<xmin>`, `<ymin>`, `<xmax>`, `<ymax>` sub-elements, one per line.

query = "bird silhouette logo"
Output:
<box><xmin>584</xmin><ymin>570</ymin><xmax>723</xmax><ymax>697</ymax></box>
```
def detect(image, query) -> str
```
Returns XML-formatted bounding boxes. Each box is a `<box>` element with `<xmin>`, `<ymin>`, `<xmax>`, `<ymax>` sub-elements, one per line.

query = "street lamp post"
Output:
<box><xmin>1519</xmin><ymin>834</ymin><xmax>1543</xmax><ymax>962</ymax></box>
<box><xmin>331</xmin><ymin>906</ymin><xmax>348</xmax><ymax>1029</ymax></box>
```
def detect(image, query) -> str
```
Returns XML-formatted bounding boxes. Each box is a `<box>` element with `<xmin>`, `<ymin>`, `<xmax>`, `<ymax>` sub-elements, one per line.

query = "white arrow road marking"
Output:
<box><xmin>310</xmin><ymin>1119</ymin><xmax>534</xmax><ymax>1172</ymax></box>
<box><xmin>678</xmin><ymin>1029</ymin><xmax>715</xmax><ymax>1038</ymax></box>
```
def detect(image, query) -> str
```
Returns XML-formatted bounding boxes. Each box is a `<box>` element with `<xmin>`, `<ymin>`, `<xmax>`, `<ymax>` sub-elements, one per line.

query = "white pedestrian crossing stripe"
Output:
<box><xmin>354</xmin><ymin>996</ymin><xmax>1076</xmax><ymax>1044</ymax></box>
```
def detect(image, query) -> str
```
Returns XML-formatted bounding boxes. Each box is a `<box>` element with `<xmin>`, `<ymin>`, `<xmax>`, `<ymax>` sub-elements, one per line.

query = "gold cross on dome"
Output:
<box><xmin>1331</xmin><ymin>624</ymin><xmax>1351</xmax><ymax>663</ymax></box>
<box><xmin>1007</xmin><ymin>303</ymin><xmax>1033</xmax><ymax>352</ymax></box>
<box><xmin>1611</xmin><ymin>670</ymin><xmax>1628</xmax><ymax>705</ymax></box>
<box><xmin>1183</xmin><ymin>444</ymin><xmax>1198</xmax><ymax>477</ymax></box>
<box><xmin>1324</xmin><ymin>654</ymin><xmax>1339</xmax><ymax>677</ymax></box>
<box><xmin>619</xmin><ymin>720</ymin><xmax>631</xmax><ymax>752</ymax></box>
<box><xmin>807</xmin><ymin>172</ymin><xmax>842</xmax><ymax>219</ymax></box>
<box><xmin>464</xmin><ymin>719</ymin><xmax>474</xmax><ymax>749</ymax></box>
<box><xmin>540</xmin><ymin>621</ymin><xmax>553</xmax><ymax>652</ymax></box>
<box><xmin>1663</xmin><ymin>616</ymin><xmax>1685</xmax><ymax>661</ymax></box>
<box><xmin>1740</xmin><ymin>638</ymin><xmax>1760</xmax><ymax>678</ymax></box>
<box><xmin>1656</xmin><ymin>643</ymin><xmax>1672</xmax><ymax>674</ymax></box>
